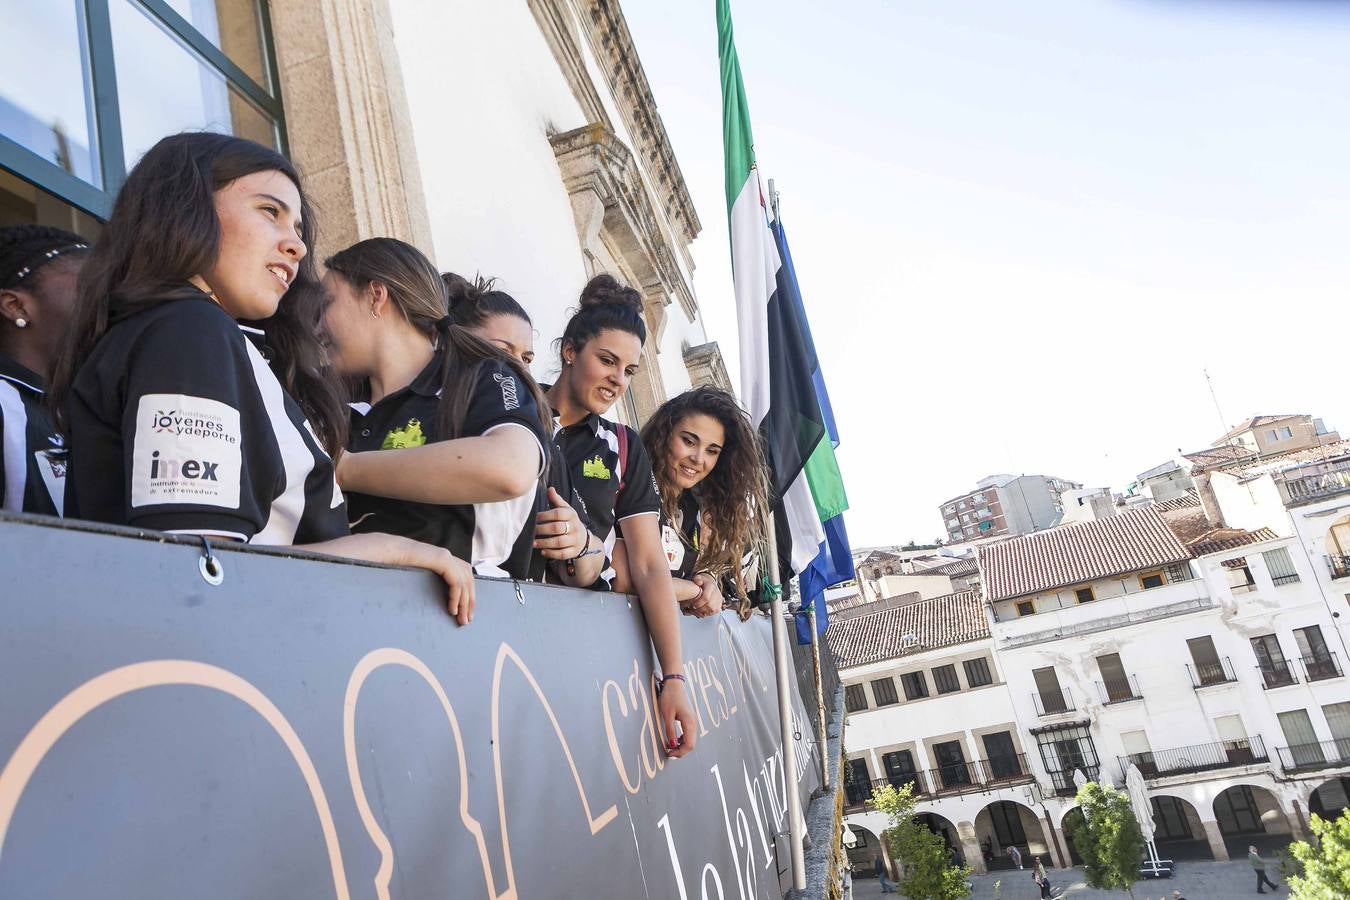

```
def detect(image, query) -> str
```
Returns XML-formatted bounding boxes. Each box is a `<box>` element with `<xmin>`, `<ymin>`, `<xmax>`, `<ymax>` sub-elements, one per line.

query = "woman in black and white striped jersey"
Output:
<box><xmin>317</xmin><ymin>238</ymin><xmax>551</xmax><ymax>581</ymax></box>
<box><xmin>0</xmin><ymin>225</ymin><xmax>87</xmax><ymax>515</ymax></box>
<box><xmin>545</xmin><ymin>274</ymin><xmax>698</xmax><ymax>758</ymax></box>
<box><xmin>49</xmin><ymin>133</ymin><xmax>477</xmax><ymax>624</ymax></box>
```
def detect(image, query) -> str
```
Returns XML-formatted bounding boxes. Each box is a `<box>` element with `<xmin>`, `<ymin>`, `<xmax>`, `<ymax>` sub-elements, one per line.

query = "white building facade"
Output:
<box><xmin>838</xmin><ymin>496</ymin><xmax>1350</xmax><ymax>879</ymax></box>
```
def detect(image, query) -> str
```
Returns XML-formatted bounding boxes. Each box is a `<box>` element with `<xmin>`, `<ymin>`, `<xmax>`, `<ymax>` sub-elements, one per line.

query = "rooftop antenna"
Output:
<box><xmin>1204</xmin><ymin>367</ymin><xmax>1229</xmax><ymax>437</ymax></box>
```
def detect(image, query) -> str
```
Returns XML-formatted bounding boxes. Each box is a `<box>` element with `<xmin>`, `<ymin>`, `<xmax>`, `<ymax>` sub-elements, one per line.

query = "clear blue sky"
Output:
<box><xmin>624</xmin><ymin>0</ymin><xmax>1350</xmax><ymax>546</ymax></box>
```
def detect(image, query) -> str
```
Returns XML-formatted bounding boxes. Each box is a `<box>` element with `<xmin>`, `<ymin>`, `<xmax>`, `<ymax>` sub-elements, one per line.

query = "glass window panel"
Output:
<box><xmin>0</xmin><ymin>169</ymin><xmax>103</xmax><ymax>239</ymax></box>
<box><xmin>0</xmin><ymin>1</ymin><xmax>101</xmax><ymax>185</ymax></box>
<box><xmin>110</xmin><ymin>0</ymin><xmax>276</xmax><ymax>169</ymax></box>
<box><xmin>1323</xmin><ymin>702</ymin><xmax>1350</xmax><ymax>742</ymax></box>
<box><xmin>156</xmin><ymin>0</ymin><xmax>270</xmax><ymax>89</ymax></box>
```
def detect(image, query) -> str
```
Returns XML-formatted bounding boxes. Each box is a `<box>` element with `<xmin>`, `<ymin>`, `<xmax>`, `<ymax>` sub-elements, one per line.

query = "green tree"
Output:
<box><xmin>1064</xmin><ymin>781</ymin><xmax>1145</xmax><ymax>897</ymax></box>
<box><xmin>870</xmin><ymin>782</ymin><xmax>971</xmax><ymax>900</ymax></box>
<box><xmin>1289</xmin><ymin>811</ymin><xmax>1350</xmax><ymax>899</ymax></box>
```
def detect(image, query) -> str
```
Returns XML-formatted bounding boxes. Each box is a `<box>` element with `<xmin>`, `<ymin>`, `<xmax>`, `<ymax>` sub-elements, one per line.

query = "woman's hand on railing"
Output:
<box><xmin>660</xmin><ymin>678</ymin><xmax>698</xmax><ymax>759</ymax></box>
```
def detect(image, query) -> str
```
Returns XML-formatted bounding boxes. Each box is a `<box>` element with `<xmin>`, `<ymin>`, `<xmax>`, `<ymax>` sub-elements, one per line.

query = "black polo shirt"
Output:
<box><xmin>0</xmin><ymin>355</ymin><xmax>64</xmax><ymax>516</ymax></box>
<box><xmin>553</xmin><ymin>411</ymin><xmax>660</xmax><ymax>588</ymax></box>
<box><xmin>660</xmin><ymin>490</ymin><xmax>703</xmax><ymax>581</ymax></box>
<box><xmin>345</xmin><ymin>352</ymin><xmax>547</xmax><ymax>579</ymax></box>
<box><xmin>65</xmin><ymin>291</ymin><xmax>348</xmax><ymax>544</ymax></box>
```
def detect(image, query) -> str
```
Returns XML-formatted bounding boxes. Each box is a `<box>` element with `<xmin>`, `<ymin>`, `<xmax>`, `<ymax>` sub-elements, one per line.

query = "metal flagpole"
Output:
<box><xmin>807</xmin><ymin>603</ymin><xmax>830</xmax><ymax>790</ymax></box>
<box><xmin>768</xmin><ymin>179</ymin><xmax>830</xmax><ymax>794</ymax></box>
<box><xmin>766</xmin><ymin>510</ymin><xmax>807</xmax><ymax>891</ymax></box>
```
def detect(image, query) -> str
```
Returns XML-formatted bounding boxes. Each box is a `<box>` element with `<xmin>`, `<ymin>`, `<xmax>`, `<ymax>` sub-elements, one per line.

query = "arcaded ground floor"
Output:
<box><xmin>851</xmin><ymin>853</ymin><xmax>1296</xmax><ymax>899</ymax></box>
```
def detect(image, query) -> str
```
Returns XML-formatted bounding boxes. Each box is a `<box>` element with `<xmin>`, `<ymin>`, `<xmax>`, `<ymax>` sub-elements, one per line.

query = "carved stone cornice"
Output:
<box><xmin>527</xmin><ymin>0</ymin><xmax>702</xmax><ymax>251</ymax></box>
<box><xmin>683</xmin><ymin>341</ymin><xmax>733</xmax><ymax>393</ymax></box>
<box><xmin>550</xmin><ymin>123</ymin><xmax>695</xmax><ymax>322</ymax></box>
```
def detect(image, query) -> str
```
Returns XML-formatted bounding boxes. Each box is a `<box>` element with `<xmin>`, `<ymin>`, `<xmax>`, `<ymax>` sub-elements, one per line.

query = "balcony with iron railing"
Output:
<box><xmin>1120</xmin><ymin>736</ymin><xmax>1268</xmax><ymax>781</ymax></box>
<box><xmin>1277</xmin><ymin>739</ymin><xmax>1350</xmax><ymax>774</ymax></box>
<box><xmin>1187</xmin><ymin>656</ymin><xmax>1239</xmax><ymax>689</ymax></box>
<box><xmin>842</xmin><ymin>755</ymin><xmax>1037</xmax><ymax>810</ymax></box>
<box><xmin>1328</xmin><ymin>555</ymin><xmax>1350</xmax><ymax>581</ymax></box>
<box><xmin>1299</xmin><ymin>652</ymin><xmax>1344</xmax><ymax>683</ymax></box>
<box><xmin>1257</xmin><ymin>660</ymin><xmax>1300</xmax><ymax>690</ymax></box>
<box><xmin>994</xmin><ymin>578</ymin><xmax>1210</xmax><ymax>649</ymax></box>
<box><xmin>1044</xmin><ymin>765</ymin><xmax>1100</xmax><ymax>798</ymax></box>
<box><xmin>1277</xmin><ymin>460</ymin><xmax>1350</xmax><ymax>507</ymax></box>
<box><xmin>1032</xmin><ymin>687</ymin><xmax>1076</xmax><ymax>717</ymax></box>
<box><xmin>1096</xmin><ymin>674</ymin><xmax>1143</xmax><ymax>705</ymax></box>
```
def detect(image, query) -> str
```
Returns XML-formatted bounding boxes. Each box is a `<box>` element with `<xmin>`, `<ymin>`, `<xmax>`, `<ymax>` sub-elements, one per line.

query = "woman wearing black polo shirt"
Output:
<box><xmin>441</xmin><ymin>272</ymin><xmax>605</xmax><ymax>587</ymax></box>
<box><xmin>632</xmin><ymin>386</ymin><xmax>770</xmax><ymax>621</ymax></box>
<box><xmin>545</xmin><ymin>274</ymin><xmax>697</xmax><ymax>758</ymax></box>
<box><xmin>49</xmin><ymin>133</ymin><xmax>476</xmax><ymax>624</ymax></box>
<box><xmin>318</xmin><ymin>239</ymin><xmax>550</xmax><ymax>580</ymax></box>
<box><xmin>0</xmin><ymin>225</ymin><xmax>87</xmax><ymax>515</ymax></box>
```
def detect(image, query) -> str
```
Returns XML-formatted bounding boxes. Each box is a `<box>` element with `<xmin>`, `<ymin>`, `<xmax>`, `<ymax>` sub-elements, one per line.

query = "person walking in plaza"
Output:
<box><xmin>1248</xmin><ymin>845</ymin><xmax>1280</xmax><ymax>893</ymax></box>
<box><xmin>1009</xmin><ymin>843</ymin><xmax>1023</xmax><ymax>870</ymax></box>
<box><xmin>1032</xmin><ymin>856</ymin><xmax>1053</xmax><ymax>898</ymax></box>
<box><xmin>873</xmin><ymin>856</ymin><xmax>896</xmax><ymax>893</ymax></box>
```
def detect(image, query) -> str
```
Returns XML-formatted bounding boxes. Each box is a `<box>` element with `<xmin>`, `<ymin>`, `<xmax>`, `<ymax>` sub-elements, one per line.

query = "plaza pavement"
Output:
<box><xmin>849</xmin><ymin>859</ymin><xmax>1292</xmax><ymax>899</ymax></box>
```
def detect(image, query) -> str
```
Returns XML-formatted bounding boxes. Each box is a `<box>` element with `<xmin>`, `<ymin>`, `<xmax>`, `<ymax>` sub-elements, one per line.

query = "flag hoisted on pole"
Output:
<box><xmin>716</xmin><ymin>0</ymin><xmax>853</xmax><ymax>643</ymax></box>
<box><xmin>718</xmin><ymin>2</ymin><xmax>848</xmax><ymax>591</ymax></box>
<box><xmin>765</xmin><ymin>209</ymin><xmax>854</xmax><ymax>644</ymax></box>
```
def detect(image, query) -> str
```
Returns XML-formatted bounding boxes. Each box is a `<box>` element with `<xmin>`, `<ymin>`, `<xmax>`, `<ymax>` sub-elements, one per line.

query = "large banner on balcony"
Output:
<box><xmin>0</xmin><ymin>516</ymin><xmax>819</xmax><ymax>899</ymax></box>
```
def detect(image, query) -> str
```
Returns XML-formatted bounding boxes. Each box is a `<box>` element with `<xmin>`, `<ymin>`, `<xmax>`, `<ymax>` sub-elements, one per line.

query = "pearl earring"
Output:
<box><xmin>14</xmin><ymin>318</ymin><xmax>27</xmax><ymax>329</ymax></box>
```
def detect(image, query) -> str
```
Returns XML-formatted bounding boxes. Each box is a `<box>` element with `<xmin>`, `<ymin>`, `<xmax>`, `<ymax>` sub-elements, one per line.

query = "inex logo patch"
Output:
<box><xmin>131</xmin><ymin>394</ymin><xmax>242</xmax><ymax>509</ymax></box>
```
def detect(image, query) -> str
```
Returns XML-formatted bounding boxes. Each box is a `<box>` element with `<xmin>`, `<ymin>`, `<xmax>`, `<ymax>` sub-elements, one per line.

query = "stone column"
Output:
<box><xmin>958</xmin><ymin>821</ymin><xmax>985</xmax><ymax>874</ymax></box>
<box><xmin>1201</xmin><ymin>820</ymin><xmax>1230</xmax><ymax>861</ymax></box>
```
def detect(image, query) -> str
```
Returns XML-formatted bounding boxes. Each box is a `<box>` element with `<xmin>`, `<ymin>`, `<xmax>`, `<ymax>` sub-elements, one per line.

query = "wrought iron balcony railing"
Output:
<box><xmin>1187</xmin><ymin>656</ymin><xmax>1238</xmax><ymax>688</ymax></box>
<box><xmin>1328</xmin><ymin>555</ymin><xmax>1350</xmax><ymax>581</ymax></box>
<box><xmin>1300</xmin><ymin>652</ymin><xmax>1343</xmax><ymax>683</ymax></box>
<box><xmin>841</xmin><ymin>754</ymin><xmax>1037</xmax><ymax>809</ymax></box>
<box><xmin>1120</xmin><ymin>736</ymin><xmax>1268</xmax><ymax>780</ymax></box>
<box><xmin>1096</xmin><ymin>674</ymin><xmax>1143</xmax><ymax>704</ymax></box>
<box><xmin>1277</xmin><ymin>739</ymin><xmax>1350</xmax><ymax>773</ymax></box>
<box><xmin>1257</xmin><ymin>660</ymin><xmax>1299</xmax><ymax>690</ymax></box>
<box><xmin>1032</xmin><ymin>687</ymin><xmax>1075</xmax><ymax>716</ymax></box>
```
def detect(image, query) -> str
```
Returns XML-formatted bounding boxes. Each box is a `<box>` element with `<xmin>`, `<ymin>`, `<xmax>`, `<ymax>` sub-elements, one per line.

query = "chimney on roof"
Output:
<box><xmin>1193</xmin><ymin>472</ymin><xmax>1226</xmax><ymax>528</ymax></box>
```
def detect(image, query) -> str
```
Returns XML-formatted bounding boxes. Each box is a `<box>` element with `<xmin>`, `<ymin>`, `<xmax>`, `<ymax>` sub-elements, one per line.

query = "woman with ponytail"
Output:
<box><xmin>546</xmin><ymin>273</ymin><xmax>697</xmax><ymax>759</ymax></box>
<box><xmin>52</xmin><ymin>133</ymin><xmax>476</xmax><ymax>624</ymax></box>
<box><xmin>321</xmin><ymin>239</ymin><xmax>550</xmax><ymax>581</ymax></box>
<box><xmin>441</xmin><ymin>272</ymin><xmax>604</xmax><ymax>587</ymax></box>
<box><xmin>625</xmin><ymin>386</ymin><xmax>770</xmax><ymax>621</ymax></box>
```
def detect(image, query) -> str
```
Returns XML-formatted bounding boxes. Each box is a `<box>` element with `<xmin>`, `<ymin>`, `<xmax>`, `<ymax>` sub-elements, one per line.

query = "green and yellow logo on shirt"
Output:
<box><xmin>381</xmin><ymin>418</ymin><xmax>427</xmax><ymax>449</ymax></box>
<box><xmin>582</xmin><ymin>455</ymin><xmax>611</xmax><ymax>480</ymax></box>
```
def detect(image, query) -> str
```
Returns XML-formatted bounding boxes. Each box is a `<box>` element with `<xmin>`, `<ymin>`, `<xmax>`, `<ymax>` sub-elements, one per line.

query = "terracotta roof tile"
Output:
<box><xmin>1187</xmin><ymin>527</ymin><xmax>1280</xmax><ymax>557</ymax></box>
<box><xmin>978</xmin><ymin>507</ymin><xmax>1190</xmax><ymax>602</ymax></box>
<box><xmin>826</xmin><ymin>591</ymin><xmax>987</xmax><ymax>669</ymax></box>
<box><xmin>1152</xmin><ymin>489</ymin><xmax>1200</xmax><ymax>512</ymax></box>
<box><xmin>1218</xmin><ymin>440</ymin><xmax>1350</xmax><ymax>482</ymax></box>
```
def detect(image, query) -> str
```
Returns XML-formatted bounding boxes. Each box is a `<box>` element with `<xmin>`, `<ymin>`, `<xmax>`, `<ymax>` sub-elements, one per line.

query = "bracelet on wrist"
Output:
<box><xmin>658</xmin><ymin>672</ymin><xmax>686</xmax><ymax>693</ymax></box>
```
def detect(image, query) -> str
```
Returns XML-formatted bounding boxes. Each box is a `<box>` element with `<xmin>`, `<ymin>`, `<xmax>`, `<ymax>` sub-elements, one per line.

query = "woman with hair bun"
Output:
<box><xmin>625</xmin><ymin>385</ymin><xmax>770</xmax><ymax>621</ymax></box>
<box><xmin>441</xmin><ymin>272</ymin><xmax>604</xmax><ymax>587</ymax></box>
<box><xmin>320</xmin><ymin>240</ymin><xmax>551</xmax><ymax>583</ymax></box>
<box><xmin>545</xmin><ymin>273</ymin><xmax>697</xmax><ymax>759</ymax></box>
<box><xmin>0</xmin><ymin>224</ymin><xmax>88</xmax><ymax>515</ymax></box>
<box><xmin>52</xmin><ymin>132</ymin><xmax>477</xmax><ymax>625</ymax></box>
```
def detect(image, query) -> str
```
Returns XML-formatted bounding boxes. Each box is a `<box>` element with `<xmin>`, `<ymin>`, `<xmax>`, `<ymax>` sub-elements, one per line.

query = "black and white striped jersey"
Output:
<box><xmin>345</xmin><ymin>352</ymin><xmax>547</xmax><ymax>579</ymax></box>
<box><xmin>65</xmin><ymin>291</ymin><xmax>348</xmax><ymax>544</ymax></box>
<box><xmin>0</xmin><ymin>354</ymin><xmax>64</xmax><ymax>516</ymax></box>
<box><xmin>553</xmin><ymin>411</ymin><xmax>660</xmax><ymax>588</ymax></box>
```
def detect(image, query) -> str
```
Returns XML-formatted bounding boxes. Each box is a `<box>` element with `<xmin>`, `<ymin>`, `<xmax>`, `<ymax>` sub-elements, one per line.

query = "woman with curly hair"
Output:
<box><xmin>629</xmin><ymin>385</ymin><xmax>770</xmax><ymax>620</ymax></box>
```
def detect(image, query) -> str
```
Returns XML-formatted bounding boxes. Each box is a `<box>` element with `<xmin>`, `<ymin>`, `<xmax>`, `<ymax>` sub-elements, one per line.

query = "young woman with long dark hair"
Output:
<box><xmin>50</xmin><ymin>132</ymin><xmax>476</xmax><ymax>624</ymax></box>
<box><xmin>0</xmin><ymin>224</ymin><xmax>88</xmax><ymax>515</ymax></box>
<box><xmin>441</xmin><ymin>272</ymin><xmax>604</xmax><ymax>586</ymax></box>
<box><xmin>631</xmin><ymin>385</ymin><xmax>770</xmax><ymax>621</ymax></box>
<box><xmin>545</xmin><ymin>273</ymin><xmax>697</xmax><ymax>758</ymax></box>
<box><xmin>318</xmin><ymin>240</ymin><xmax>550</xmax><ymax>580</ymax></box>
